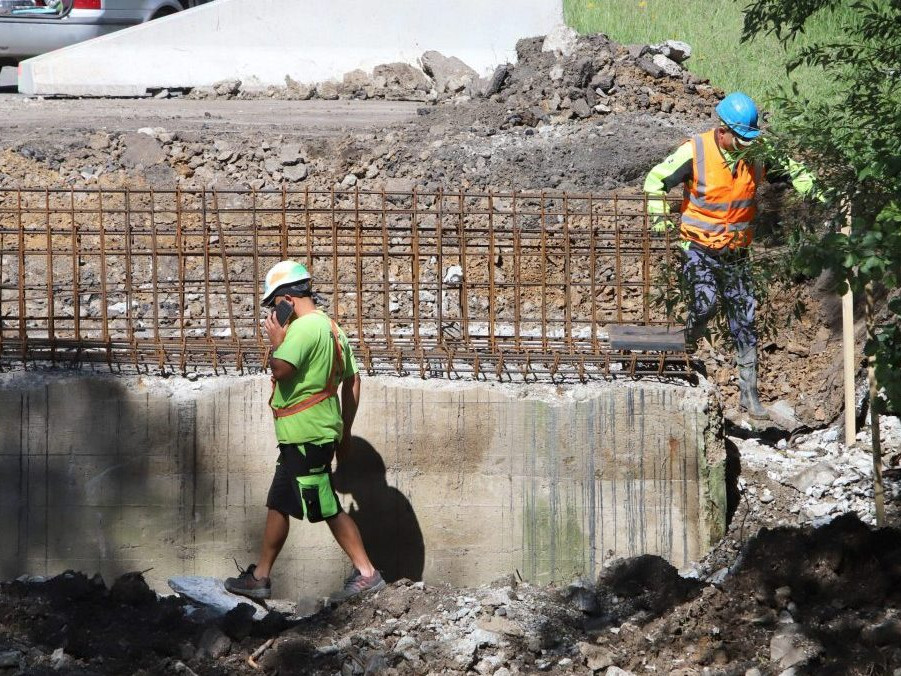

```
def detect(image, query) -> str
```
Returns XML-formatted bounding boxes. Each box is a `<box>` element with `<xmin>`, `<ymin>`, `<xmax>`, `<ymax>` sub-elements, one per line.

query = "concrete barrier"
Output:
<box><xmin>18</xmin><ymin>0</ymin><xmax>562</xmax><ymax>96</ymax></box>
<box><xmin>0</xmin><ymin>372</ymin><xmax>724</xmax><ymax>598</ymax></box>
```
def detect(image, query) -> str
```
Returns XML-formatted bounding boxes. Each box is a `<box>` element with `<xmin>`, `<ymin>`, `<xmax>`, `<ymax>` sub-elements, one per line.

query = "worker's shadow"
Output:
<box><xmin>332</xmin><ymin>437</ymin><xmax>425</xmax><ymax>582</ymax></box>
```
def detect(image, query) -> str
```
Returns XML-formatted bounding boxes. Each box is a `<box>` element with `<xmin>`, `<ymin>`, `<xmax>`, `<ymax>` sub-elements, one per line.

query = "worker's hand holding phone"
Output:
<box><xmin>274</xmin><ymin>300</ymin><xmax>294</xmax><ymax>327</ymax></box>
<box><xmin>264</xmin><ymin>300</ymin><xmax>294</xmax><ymax>351</ymax></box>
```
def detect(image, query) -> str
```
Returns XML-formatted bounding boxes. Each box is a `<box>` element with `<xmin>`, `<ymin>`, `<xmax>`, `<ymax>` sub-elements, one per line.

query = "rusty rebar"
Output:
<box><xmin>0</xmin><ymin>187</ymin><xmax>688</xmax><ymax>380</ymax></box>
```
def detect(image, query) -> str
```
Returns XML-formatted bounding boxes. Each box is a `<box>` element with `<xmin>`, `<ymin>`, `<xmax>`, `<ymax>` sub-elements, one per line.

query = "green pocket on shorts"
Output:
<box><xmin>297</xmin><ymin>473</ymin><xmax>338</xmax><ymax>522</ymax></box>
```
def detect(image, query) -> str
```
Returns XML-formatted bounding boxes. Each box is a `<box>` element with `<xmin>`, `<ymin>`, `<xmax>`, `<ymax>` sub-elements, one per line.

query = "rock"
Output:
<box><xmin>264</xmin><ymin>158</ymin><xmax>281</xmax><ymax>174</ymax></box>
<box><xmin>340</xmin><ymin>174</ymin><xmax>358</xmax><ymax>188</ymax></box>
<box><xmin>651</xmin><ymin>54</ymin><xmax>682</xmax><ymax>77</ymax></box>
<box><xmin>571</xmin><ymin>98</ymin><xmax>592</xmax><ymax>119</ymax></box>
<box><xmin>759</xmin><ymin>488</ymin><xmax>775</xmax><ymax>504</ymax></box>
<box><xmin>373</xmin><ymin>62</ymin><xmax>433</xmax><ymax>93</ymax></box>
<box><xmin>110</xmin><ymin>571</ymin><xmax>155</xmax><ymax>605</ymax></box>
<box><xmin>591</xmin><ymin>71</ymin><xmax>615</xmax><ymax>92</ymax></box>
<box><xmin>605</xmin><ymin>668</ymin><xmax>636</xmax><ymax>676</ymax></box>
<box><xmin>651</xmin><ymin>39</ymin><xmax>692</xmax><ymax>63</ymax></box>
<box><xmin>637</xmin><ymin>57</ymin><xmax>666</xmax><ymax>78</ymax></box>
<box><xmin>381</xmin><ymin>177</ymin><xmax>415</xmax><ymax>194</ymax></box>
<box><xmin>87</xmin><ymin>133</ymin><xmax>111</xmax><ymax>150</ymax></box>
<box><xmin>120</xmin><ymin>133</ymin><xmax>166</xmax><ymax>169</ymax></box>
<box><xmin>420</xmin><ymin>50</ymin><xmax>478</xmax><ymax>94</ymax></box>
<box><xmin>627</xmin><ymin>44</ymin><xmax>649</xmax><ymax>59</ymax></box>
<box><xmin>318</xmin><ymin>81</ymin><xmax>340</xmax><ymax>100</ymax></box>
<box><xmin>542</xmin><ymin>24</ymin><xmax>580</xmax><ymax>57</ymax></box>
<box><xmin>477</xmin><ymin>615</ymin><xmax>523</xmax><ymax>637</ymax></box>
<box><xmin>770</xmin><ymin>625</ymin><xmax>820</xmax><ymax>669</ymax></box>
<box><xmin>393</xmin><ymin>635</ymin><xmax>417</xmax><ymax>653</ymax></box>
<box><xmin>788</xmin><ymin>461</ymin><xmax>838</xmax><ymax>493</ymax></box>
<box><xmin>282</xmin><ymin>163</ymin><xmax>308</xmax><ymax>182</ymax></box>
<box><xmin>578</xmin><ymin>642</ymin><xmax>614</xmax><ymax>671</ymax></box>
<box><xmin>342</xmin><ymin>68</ymin><xmax>373</xmax><ymax>91</ymax></box>
<box><xmin>485</xmin><ymin>64</ymin><xmax>512</xmax><ymax>96</ymax></box>
<box><xmin>861</xmin><ymin>618</ymin><xmax>901</xmax><ymax>645</ymax></box>
<box><xmin>0</xmin><ymin>650</ymin><xmax>22</xmax><ymax>668</ymax></box>
<box><xmin>196</xmin><ymin>626</ymin><xmax>232</xmax><ymax>659</ymax></box>
<box><xmin>279</xmin><ymin>143</ymin><xmax>303</xmax><ymax>166</ymax></box>
<box><xmin>50</xmin><ymin>648</ymin><xmax>72</xmax><ymax>670</ymax></box>
<box><xmin>213</xmin><ymin>79</ymin><xmax>241</xmax><ymax>96</ymax></box>
<box><xmin>284</xmin><ymin>75</ymin><xmax>315</xmax><ymax>100</ymax></box>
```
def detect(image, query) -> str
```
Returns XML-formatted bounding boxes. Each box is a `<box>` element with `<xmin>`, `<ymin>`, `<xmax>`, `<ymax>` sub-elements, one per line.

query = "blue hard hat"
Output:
<box><xmin>715</xmin><ymin>92</ymin><xmax>760</xmax><ymax>139</ymax></box>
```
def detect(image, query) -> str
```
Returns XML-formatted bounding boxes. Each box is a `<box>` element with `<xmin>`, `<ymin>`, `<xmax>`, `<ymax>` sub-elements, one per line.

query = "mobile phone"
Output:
<box><xmin>274</xmin><ymin>300</ymin><xmax>294</xmax><ymax>326</ymax></box>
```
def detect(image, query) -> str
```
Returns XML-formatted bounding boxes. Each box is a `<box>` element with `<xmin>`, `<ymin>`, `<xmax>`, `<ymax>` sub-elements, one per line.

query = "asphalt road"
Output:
<box><xmin>0</xmin><ymin>94</ymin><xmax>421</xmax><ymax>141</ymax></box>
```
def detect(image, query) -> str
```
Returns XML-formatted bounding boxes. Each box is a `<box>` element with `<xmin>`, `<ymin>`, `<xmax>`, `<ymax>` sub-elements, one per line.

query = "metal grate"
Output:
<box><xmin>0</xmin><ymin>187</ymin><xmax>688</xmax><ymax>381</ymax></box>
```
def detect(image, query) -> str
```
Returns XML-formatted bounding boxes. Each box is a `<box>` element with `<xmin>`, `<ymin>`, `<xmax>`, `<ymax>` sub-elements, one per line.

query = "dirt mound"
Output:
<box><xmin>2</xmin><ymin>517</ymin><xmax>899</xmax><ymax>675</ymax></box>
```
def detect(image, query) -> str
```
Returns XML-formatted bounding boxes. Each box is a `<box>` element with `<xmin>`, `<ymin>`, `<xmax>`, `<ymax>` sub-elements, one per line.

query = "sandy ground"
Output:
<box><xmin>0</xmin><ymin>94</ymin><xmax>420</xmax><ymax>139</ymax></box>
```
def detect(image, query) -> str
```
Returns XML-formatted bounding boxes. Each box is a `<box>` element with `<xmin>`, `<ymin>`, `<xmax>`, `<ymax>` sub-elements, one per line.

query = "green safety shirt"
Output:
<box><xmin>271</xmin><ymin>309</ymin><xmax>359</xmax><ymax>445</ymax></box>
<box><xmin>643</xmin><ymin>138</ymin><xmax>821</xmax><ymax>223</ymax></box>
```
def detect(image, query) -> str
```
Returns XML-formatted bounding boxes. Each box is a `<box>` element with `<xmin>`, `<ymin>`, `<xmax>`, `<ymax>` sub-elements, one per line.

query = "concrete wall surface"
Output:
<box><xmin>18</xmin><ymin>0</ymin><xmax>563</xmax><ymax>96</ymax></box>
<box><xmin>0</xmin><ymin>371</ymin><xmax>724</xmax><ymax>599</ymax></box>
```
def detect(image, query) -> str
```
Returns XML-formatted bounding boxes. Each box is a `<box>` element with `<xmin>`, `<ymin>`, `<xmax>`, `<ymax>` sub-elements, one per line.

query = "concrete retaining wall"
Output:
<box><xmin>18</xmin><ymin>0</ymin><xmax>562</xmax><ymax>96</ymax></box>
<box><xmin>0</xmin><ymin>372</ymin><xmax>724</xmax><ymax>599</ymax></box>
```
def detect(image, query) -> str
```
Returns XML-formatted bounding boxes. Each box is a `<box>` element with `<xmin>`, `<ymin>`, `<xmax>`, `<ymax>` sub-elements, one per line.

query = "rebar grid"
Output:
<box><xmin>0</xmin><ymin>187</ymin><xmax>687</xmax><ymax>381</ymax></box>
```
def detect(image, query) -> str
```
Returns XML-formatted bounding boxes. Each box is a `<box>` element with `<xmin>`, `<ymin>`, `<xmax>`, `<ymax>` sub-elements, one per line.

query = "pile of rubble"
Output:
<box><xmin>187</xmin><ymin>26</ymin><xmax>717</xmax><ymax>124</ymax></box>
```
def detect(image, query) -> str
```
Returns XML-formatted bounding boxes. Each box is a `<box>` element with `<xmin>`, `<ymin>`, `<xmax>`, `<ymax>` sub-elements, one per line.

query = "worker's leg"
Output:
<box><xmin>682</xmin><ymin>244</ymin><xmax>719</xmax><ymax>344</ymax></box>
<box><xmin>254</xmin><ymin>508</ymin><xmax>289</xmax><ymax>578</ymax></box>
<box><xmin>326</xmin><ymin>512</ymin><xmax>376</xmax><ymax>578</ymax></box>
<box><xmin>722</xmin><ymin>255</ymin><xmax>757</xmax><ymax>351</ymax></box>
<box><xmin>724</xmin><ymin>257</ymin><xmax>768</xmax><ymax>419</ymax></box>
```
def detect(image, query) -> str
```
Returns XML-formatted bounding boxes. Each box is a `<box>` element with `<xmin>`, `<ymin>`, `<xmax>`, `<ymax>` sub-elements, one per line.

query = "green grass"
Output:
<box><xmin>563</xmin><ymin>0</ymin><xmax>851</xmax><ymax>110</ymax></box>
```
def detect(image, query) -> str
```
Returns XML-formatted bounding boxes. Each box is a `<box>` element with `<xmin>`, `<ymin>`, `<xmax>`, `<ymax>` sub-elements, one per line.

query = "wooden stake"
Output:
<box><xmin>866</xmin><ymin>282</ymin><xmax>885</xmax><ymax>526</ymax></box>
<box><xmin>841</xmin><ymin>216</ymin><xmax>856</xmax><ymax>447</ymax></box>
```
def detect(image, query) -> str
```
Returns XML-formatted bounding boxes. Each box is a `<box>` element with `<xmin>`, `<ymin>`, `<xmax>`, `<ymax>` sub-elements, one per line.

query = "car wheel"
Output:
<box><xmin>150</xmin><ymin>6</ymin><xmax>177</xmax><ymax>19</ymax></box>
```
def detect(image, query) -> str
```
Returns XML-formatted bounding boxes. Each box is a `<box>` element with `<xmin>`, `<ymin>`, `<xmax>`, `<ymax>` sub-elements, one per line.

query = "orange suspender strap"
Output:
<box><xmin>270</xmin><ymin>319</ymin><xmax>344</xmax><ymax>419</ymax></box>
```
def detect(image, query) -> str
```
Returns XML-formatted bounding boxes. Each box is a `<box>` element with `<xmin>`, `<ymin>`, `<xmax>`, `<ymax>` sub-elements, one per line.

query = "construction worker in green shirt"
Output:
<box><xmin>225</xmin><ymin>260</ymin><xmax>385</xmax><ymax>602</ymax></box>
<box><xmin>644</xmin><ymin>92</ymin><xmax>820</xmax><ymax>419</ymax></box>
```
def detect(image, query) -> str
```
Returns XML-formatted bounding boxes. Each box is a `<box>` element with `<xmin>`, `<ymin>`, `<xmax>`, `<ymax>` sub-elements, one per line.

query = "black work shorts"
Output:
<box><xmin>266</xmin><ymin>442</ymin><xmax>343</xmax><ymax>523</ymax></box>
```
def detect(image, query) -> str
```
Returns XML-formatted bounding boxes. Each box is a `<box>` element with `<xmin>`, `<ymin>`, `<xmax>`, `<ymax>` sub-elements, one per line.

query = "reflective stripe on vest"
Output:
<box><xmin>269</xmin><ymin>317</ymin><xmax>344</xmax><ymax>419</ymax></box>
<box><xmin>680</xmin><ymin>130</ymin><xmax>761</xmax><ymax>250</ymax></box>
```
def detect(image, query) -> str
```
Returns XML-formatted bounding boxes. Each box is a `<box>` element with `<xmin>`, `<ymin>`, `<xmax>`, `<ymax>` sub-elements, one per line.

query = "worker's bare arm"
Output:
<box><xmin>270</xmin><ymin>357</ymin><xmax>297</xmax><ymax>382</ymax></box>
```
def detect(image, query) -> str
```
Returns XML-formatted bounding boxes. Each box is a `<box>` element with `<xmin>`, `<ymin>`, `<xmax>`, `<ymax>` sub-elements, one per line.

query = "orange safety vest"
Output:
<box><xmin>680</xmin><ymin>130</ymin><xmax>764</xmax><ymax>251</ymax></box>
<box><xmin>269</xmin><ymin>317</ymin><xmax>344</xmax><ymax>419</ymax></box>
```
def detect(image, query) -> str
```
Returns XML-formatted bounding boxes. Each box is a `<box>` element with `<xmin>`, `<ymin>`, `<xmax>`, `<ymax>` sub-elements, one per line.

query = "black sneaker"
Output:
<box><xmin>224</xmin><ymin>563</ymin><xmax>271</xmax><ymax>600</ymax></box>
<box><xmin>329</xmin><ymin>569</ymin><xmax>385</xmax><ymax>604</ymax></box>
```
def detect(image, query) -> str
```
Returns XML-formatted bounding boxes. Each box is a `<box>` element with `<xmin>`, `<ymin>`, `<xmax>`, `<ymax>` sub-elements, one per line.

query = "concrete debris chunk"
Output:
<box><xmin>787</xmin><ymin>461</ymin><xmax>839</xmax><ymax>493</ymax></box>
<box><xmin>0</xmin><ymin>650</ymin><xmax>22</xmax><ymax>668</ymax></box>
<box><xmin>212</xmin><ymin>79</ymin><xmax>241</xmax><ymax>97</ymax></box>
<box><xmin>770</xmin><ymin>624</ymin><xmax>821</xmax><ymax>669</ymax></box>
<box><xmin>373</xmin><ymin>62</ymin><xmax>433</xmax><ymax>93</ymax></box>
<box><xmin>420</xmin><ymin>50</ymin><xmax>478</xmax><ymax>94</ymax></box>
<box><xmin>282</xmin><ymin>163</ymin><xmax>308</xmax><ymax>182</ymax></box>
<box><xmin>651</xmin><ymin>53</ymin><xmax>682</xmax><ymax>77</ymax></box>
<box><xmin>636</xmin><ymin>56</ymin><xmax>666</xmax><ymax>78</ymax></box>
<box><xmin>650</xmin><ymin>39</ymin><xmax>692</xmax><ymax>63</ymax></box>
<box><xmin>284</xmin><ymin>75</ymin><xmax>315</xmax><ymax>100</ymax></box>
<box><xmin>542</xmin><ymin>24</ymin><xmax>580</xmax><ymax>57</ymax></box>
<box><xmin>120</xmin><ymin>133</ymin><xmax>166</xmax><ymax>169</ymax></box>
<box><xmin>278</xmin><ymin>143</ymin><xmax>303</xmax><ymax>166</ymax></box>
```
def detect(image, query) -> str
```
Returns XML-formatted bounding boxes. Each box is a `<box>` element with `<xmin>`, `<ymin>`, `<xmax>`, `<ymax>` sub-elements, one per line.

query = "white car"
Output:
<box><xmin>0</xmin><ymin>0</ymin><xmax>212</xmax><ymax>67</ymax></box>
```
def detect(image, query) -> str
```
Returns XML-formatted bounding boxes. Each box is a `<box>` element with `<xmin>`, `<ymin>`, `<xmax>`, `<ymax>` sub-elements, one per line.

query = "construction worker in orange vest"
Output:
<box><xmin>225</xmin><ymin>260</ymin><xmax>385</xmax><ymax>602</ymax></box>
<box><xmin>644</xmin><ymin>92</ymin><xmax>819</xmax><ymax>420</ymax></box>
